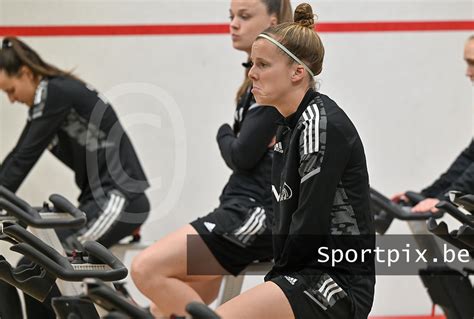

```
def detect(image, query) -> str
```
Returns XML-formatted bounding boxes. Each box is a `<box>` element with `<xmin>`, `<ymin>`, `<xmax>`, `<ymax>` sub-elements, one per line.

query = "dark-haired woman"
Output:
<box><xmin>0</xmin><ymin>37</ymin><xmax>150</xmax><ymax>318</ymax></box>
<box><xmin>215</xmin><ymin>3</ymin><xmax>375</xmax><ymax>319</ymax></box>
<box><xmin>131</xmin><ymin>0</ymin><xmax>293</xmax><ymax>317</ymax></box>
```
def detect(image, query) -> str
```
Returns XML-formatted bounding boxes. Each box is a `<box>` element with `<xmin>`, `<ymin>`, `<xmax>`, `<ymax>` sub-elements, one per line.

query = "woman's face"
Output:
<box><xmin>229</xmin><ymin>0</ymin><xmax>277</xmax><ymax>54</ymax></box>
<box><xmin>0</xmin><ymin>67</ymin><xmax>38</xmax><ymax>107</ymax></box>
<box><xmin>248</xmin><ymin>39</ymin><xmax>295</xmax><ymax>106</ymax></box>
<box><xmin>464</xmin><ymin>39</ymin><xmax>474</xmax><ymax>82</ymax></box>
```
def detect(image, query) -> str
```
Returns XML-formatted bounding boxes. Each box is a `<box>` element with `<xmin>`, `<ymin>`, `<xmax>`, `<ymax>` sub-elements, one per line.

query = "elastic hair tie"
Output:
<box><xmin>1</xmin><ymin>39</ymin><xmax>12</xmax><ymax>49</ymax></box>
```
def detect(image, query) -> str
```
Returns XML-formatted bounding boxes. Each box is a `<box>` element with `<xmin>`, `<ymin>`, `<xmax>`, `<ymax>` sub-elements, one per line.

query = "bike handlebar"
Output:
<box><xmin>2</xmin><ymin>223</ymin><xmax>127</xmax><ymax>281</ymax></box>
<box><xmin>0</xmin><ymin>186</ymin><xmax>86</xmax><ymax>228</ymax></box>
<box><xmin>435</xmin><ymin>201</ymin><xmax>474</xmax><ymax>228</ymax></box>
<box><xmin>370</xmin><ymin>188</ymin><xmax>443</xmax><ymax>220</ymax></box>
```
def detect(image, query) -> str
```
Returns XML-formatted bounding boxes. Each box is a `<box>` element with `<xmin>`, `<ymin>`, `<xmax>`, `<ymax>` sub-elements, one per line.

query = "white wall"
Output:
<box><xmin>0</xmin><ymin>0</ymin><xmax>473</xmax><ymax>316</ymax></box>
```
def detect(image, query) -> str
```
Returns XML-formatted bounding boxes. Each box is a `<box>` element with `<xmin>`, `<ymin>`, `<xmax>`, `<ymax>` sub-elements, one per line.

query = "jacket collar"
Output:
<box><xmin>278</xmin><ymin>88</ymin><xmax>318</xmax><ymax>128</ymax></box>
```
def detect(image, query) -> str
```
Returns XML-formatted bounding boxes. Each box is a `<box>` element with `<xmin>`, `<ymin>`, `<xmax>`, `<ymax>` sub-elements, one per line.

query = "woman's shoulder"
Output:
<box><xmin>47</xmin><ymin>76</ymin><xmax>102</xmax><ymax>102</ymax></box>
<box><xmin>42</xmin><ymin>76</ymin><xmax>81</xmax><ymax>100</ymax></box>
<box><xmin>298</xmin><ymin>92</ymin><xmax>360</xmax><ymax>142</ymax></box>
<box><xmin>47</xmin><ymin>75</ymin><xmax>84</xmax><ymax>91</ymax></box>
<box><xmin>313</xmin><ymin>92</ymin><xmax>339</xmax><ymax>111</ymax></box>
<box><xmin>309</xmin><ymin>92</ymin><xmax>349</xmax><ymax>122</ymax></box>
<box><xmin>294</xmin><ymin>91</ymin><xmax>331</xmax><ymax>125</ymax></box>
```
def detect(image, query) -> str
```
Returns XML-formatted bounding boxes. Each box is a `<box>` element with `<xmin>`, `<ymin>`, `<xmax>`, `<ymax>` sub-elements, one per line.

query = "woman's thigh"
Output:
<box><xmin>134</xmin><ymin>224</ymin><xmax>224</xmax><ymax>282</ymax></box>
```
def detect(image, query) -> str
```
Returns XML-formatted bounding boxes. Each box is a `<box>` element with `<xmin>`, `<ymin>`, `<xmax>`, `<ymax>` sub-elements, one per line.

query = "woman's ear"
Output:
<box><xmin>291</xmin><ymin>65</ymin><xmax>306</xmax><ymax>82</ymax></box>
<box><xmin>270</xmin><ymin>14</ymin><xmax>278</xmax><ymax>26</ymax></box>
<box><xmin>19</xmin><ymin>65</ymin><xmax>34</xmax><ymax>80</ymax></box>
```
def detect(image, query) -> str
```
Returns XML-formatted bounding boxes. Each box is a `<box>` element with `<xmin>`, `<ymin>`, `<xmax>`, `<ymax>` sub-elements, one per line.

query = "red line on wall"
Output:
<box><xmin>0</xmin><ymin>21</ymin><xmax>472</xmax><ymax>37</ymax></box>
<box><xmin>317</xmin><ymin>21</ymin><xmax>474</xmax><ymax>33</ymax></box>
<box><xmin>0</xmin><ymin>24</ymin><xmax>229</xmax><ymax>36</ymax></box>
<box><xmin>369</xmin><ymin>316</ymin><xmax>445</xmax><ymax>319</ymax></box>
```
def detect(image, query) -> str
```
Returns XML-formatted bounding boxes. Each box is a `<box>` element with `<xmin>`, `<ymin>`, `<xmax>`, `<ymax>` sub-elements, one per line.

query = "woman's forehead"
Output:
<box><xmin>251</xmin><ymin>38</ymin><xmax>282</xmax><ymax>59</ymax></box>
<box><xmin>230</xmin><ymin>0</ymin><xmax>265</xmax><ymax>12</ymax></box>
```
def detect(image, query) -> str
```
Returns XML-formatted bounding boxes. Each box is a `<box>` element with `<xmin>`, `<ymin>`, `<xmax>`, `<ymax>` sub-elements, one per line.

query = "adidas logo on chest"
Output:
<box><xmin>274</xmin><ymin>142</ymin><xmax>284</xmax><ymax>153</ymax></box>
<box><xmin>284</xmin><ymin>276</ymin><xmax>298</xmax><ymax>285</ymax></box>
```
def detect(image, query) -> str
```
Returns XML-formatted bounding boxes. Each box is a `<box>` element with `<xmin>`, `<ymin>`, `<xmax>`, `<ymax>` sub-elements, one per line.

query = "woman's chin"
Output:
<box><xmin>253</xmin><ymin>94</ymin><xmax>263</xmax><ymax>104</ymax></box>
<box><xmin>254</xmin><ymin>94</ymin><xmax>271</xmax><ymax>106</ymax></box>
<box><xmin>231</xmin><ymin>41</ymin><xmax>249</xmax><ymax>53</ymax></box>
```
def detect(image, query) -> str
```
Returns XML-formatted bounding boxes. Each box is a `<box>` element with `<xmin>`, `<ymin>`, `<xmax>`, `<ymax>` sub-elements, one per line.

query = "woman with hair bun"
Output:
<box><xmin>131</xmin><ymin>0</ymin><xmax>293</xmax><ymax>318</ymax></box>
<box><xmin>215</xmin><ymin>3</ymin><xmax>375</xmax><ymax>318</ymax></box>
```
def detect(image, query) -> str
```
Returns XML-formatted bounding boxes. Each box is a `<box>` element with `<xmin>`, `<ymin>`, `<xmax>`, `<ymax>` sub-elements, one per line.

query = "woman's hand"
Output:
<box><xmin>411</xmin><ymin>198</ymin><xmax>440</xmax><ymax>213</ymax></box>
<box><xmin>391</xmin><ymin>192</ymin><xmax>408</xmax><ymax>203</ymax></box>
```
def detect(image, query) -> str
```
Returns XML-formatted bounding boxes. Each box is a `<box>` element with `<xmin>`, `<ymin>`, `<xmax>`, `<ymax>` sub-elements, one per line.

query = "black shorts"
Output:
<box><xmin>268</xmin><ymin>270</ymin><xmax>375</xmax><ymax>319</ymax></box>
<box><xmin>190</xmin><ymin>198</ymin><xmax>273</xmax><ymax>276</ymax></box>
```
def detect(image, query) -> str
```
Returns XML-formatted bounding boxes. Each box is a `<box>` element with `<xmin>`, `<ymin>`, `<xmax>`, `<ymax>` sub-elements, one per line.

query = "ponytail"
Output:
<box><xmin>0</xmin><ymin>37</ymin><xmax>77</xmax><ymax>80</ymax></box>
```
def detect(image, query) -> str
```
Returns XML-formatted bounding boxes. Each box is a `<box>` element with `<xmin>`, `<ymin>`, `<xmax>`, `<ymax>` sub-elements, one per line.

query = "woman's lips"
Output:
<box><xmin>251</xmin><ymin>87</ymin><xmax>261</xmax><ymax>94</ymax></box>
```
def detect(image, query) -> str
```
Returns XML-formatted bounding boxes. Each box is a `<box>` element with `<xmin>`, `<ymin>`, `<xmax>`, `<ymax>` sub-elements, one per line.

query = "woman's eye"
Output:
<box><xmin>240</xmin><ymin>14</ymin><xmax>250</xmax><ymax>20</ymax></box>
<box><xmin>229</xmin><ymin>15</ymin><xmax>234</xmax><ymax>21</ymax></box>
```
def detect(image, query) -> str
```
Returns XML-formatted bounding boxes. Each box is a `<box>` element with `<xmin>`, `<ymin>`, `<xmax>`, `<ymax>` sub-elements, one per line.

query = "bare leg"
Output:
<box><xmin>216</xmin><ymin>281</ymin><xmax>294</xmax><ymax>319</ymax></box>
<box><xmin>131</xmin><ymin>224</ymin><xmax>225</xmax><ymax>317</ymax></box>
<box><xmin>187</xmin><ymin>277</ymin><xmax>223</xmax><ymax>304</ymax></box>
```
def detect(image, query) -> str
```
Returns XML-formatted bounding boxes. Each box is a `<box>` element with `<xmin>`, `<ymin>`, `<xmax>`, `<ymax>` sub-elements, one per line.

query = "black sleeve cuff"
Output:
<box><xmin>217</xmin><ymin>123</ymin><xmax>234</xmax><ymax>140</ymax></box>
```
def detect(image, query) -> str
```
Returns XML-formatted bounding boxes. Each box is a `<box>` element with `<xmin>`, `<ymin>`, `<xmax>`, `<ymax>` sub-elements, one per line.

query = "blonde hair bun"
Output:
<box><xmin>294</xmin><ymin>3</ymin><xmax>315</xmax><ymax>29</ymax></box>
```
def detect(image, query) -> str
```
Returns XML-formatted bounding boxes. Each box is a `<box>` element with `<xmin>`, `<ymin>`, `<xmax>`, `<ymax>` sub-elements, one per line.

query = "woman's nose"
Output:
<box><xmin>230</xmin><ymin>17</ymin><xmax>239</xmax><ymax>30</ymax></box>
<box><xmin>248</xmin><ymin>64</ymin><xmax>257</xmax><ymax>80</ymax></box>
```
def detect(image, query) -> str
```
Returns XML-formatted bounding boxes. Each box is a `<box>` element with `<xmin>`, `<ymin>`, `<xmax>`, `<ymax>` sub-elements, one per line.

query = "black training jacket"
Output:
<box><xmin>421</xmin><ymin>139</ymin><xmax>474</xmax><ymax>199</ymax></box>
<box><xmin>267</xmin><ymin>89</ymin><xmax>375</xmax><ymax>283</ymax></box>
<box><xmin>0</xmin><ymin>76</ymin><xmax>149</xmax><ymax>202</ymax></box>
<box><xmin>216</xmin><ymin>87</ymin><xmax>281</xmax><ymax>211</ymax></box>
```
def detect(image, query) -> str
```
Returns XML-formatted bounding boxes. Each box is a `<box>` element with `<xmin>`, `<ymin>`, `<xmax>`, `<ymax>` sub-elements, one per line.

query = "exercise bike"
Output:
<box><xmin>371</xmin><ymin>187</ymin><xmax>474</xmax><ymax>319</ymax></box>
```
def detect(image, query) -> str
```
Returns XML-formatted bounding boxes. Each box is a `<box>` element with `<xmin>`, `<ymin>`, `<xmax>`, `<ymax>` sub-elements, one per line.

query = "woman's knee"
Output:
<box><xmin>131</xmin><ymin>247</ymin><xmax>168</xmax><ymax>289</ymax></box>
<box><xmin>130</xmin><ymin>251</ymin><xmax>149</xmax><ymax>285</ymax></box>
<box><xmin>131</xmin><ymin>228</ymin><xmax>191</xmax><ymax>286</ymax></box>
<box><xmin>149</xmin><ymin>302</ymin><xmax>163</xmax><ymax>318</ymax></box>
<box><xmin>132</xmin><ymin>224</ymin><xmax>200</xmax><ymax>288</ymax></box>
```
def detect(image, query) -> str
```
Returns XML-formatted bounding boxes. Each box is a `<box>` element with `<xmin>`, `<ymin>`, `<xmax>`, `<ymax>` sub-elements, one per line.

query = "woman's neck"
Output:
<box><xmin>275</xmin><ymin>85</ymin><xmax>310</xmax><ymax>118</ymax></box>
<box><xmin>27</xmin><ymin>75</ymin><xmax>43</xmax><ymax>108</ymax></box>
